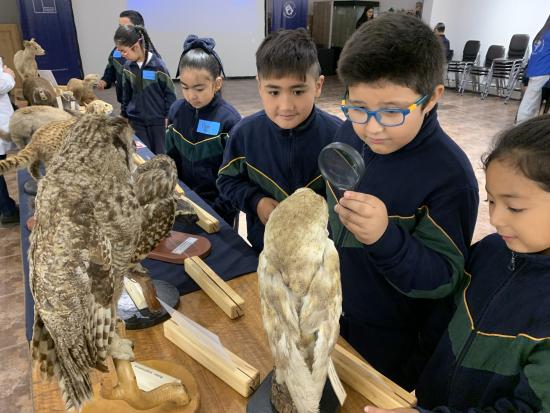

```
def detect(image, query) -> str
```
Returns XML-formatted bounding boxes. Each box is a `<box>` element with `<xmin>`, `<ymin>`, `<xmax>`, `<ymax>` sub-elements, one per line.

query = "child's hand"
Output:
<box><xmin>335</xmin><ymin>191</ymin><xmax>388</xmax><ymax>245</ymax></box>
<box><xmin>364</xmin><ymin>407</ymin><xmax>418</xmax><ymax>413</ymax></box>
<box><xmin>97</xmin><ymin>80</ymin><xmax>107</xmax><ymax>90</ymax></box>
<box><xmin>257</xmin><ymin>197</ymin><xmax>279</xmax><ymax>225</ymax></box>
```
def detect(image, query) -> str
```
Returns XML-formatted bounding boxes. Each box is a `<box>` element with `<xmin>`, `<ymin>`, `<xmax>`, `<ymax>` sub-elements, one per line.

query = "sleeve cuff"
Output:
<box><xmin>249</xmin><ymin>192</ymin><xmax>265</xmax><ymax>216</ymax></box>
<box><xmin>364</xmin><ymin>221</ymin><xmax>405</xmax><ymax>260</ymax></box>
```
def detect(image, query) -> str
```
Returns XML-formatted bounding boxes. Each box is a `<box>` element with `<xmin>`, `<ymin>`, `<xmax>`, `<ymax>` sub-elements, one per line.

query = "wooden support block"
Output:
<box><xmin>332</xmin><ymin>344</ymin><xmax>416</xmax><ymax>409</ymax></box>
<box><xmin>174</xmin><ymin>184</ymin><xmax>220</xmax><ymax>234</ymax></box>
<box><xmin>184</xmin><ymin>256</ymin><xmax>244</xmax><ymax>319</ymax></box>
<box><xmin>164</xmin><ymin>319</ymin><xmax>260</xmax><ymax>397</ymax></box>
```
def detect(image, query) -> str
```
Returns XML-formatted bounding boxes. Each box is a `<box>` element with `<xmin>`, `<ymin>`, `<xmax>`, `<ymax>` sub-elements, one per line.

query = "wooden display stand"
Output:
<box><xmin>80</xmin><ymin>359</ymin><xmax>199</xmax><ymax>413</ymax></box>
<box><xmin>149</xmin><ymin>231</ymin><xmax>245</xmax><ymax>319</ymax></box>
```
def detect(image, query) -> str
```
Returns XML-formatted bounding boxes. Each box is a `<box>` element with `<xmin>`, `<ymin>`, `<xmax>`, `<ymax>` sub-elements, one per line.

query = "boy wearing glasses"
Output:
<box><xmin>330</xmin><ymin>14</ymin><xmax>479</xmax><ymax>389</ymax></box>
<box><xmin>218</xmin><ymin>29</ymin><xmax>342</xmax><ymax>252</ymax></box>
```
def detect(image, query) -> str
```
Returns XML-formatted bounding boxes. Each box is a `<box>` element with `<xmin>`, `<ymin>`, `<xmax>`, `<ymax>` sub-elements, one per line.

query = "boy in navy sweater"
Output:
<box><xmin>97</xmin><ymin>10</ymin><xmax>144</xmax><ymax>103</ymax></box>
<box><xmin>217</xmin><ymin>28</ymin><xmax>342</xmax><ymax>252</ymax></box>
<box><xmin>330</xmin><ymin>14</ymin><xmax>479</xmax><ymax>389</ymax></box>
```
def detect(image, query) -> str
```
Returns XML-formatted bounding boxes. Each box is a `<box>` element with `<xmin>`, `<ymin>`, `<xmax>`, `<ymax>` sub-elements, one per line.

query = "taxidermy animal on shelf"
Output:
<box><xmin>13</xmin><ymin>38</ymin><xmax>45</xmax><ymax>80</ymax></box>
<box><xmin>29</xmin><ymin>114</ymin><xmax>196</xmax><ymax>410</ymax></box>
<box><xmin>23</xmin><ymin>76</ymin><xmax>57</xmax><ymax>106</ymax></box>
<box><xmin>67</xmin><ymin>74</ymin><xmax>100</xmax><ymax>105</ymax></box>
<box><xmin>0</xmin><ymin>106</ymin><xmax>73</xmax><ymax>149</ymax></box>
<box><xmin>258</xmin><ymin>188</ymin><xmax>342</xmax><ymax>413</ymax></box>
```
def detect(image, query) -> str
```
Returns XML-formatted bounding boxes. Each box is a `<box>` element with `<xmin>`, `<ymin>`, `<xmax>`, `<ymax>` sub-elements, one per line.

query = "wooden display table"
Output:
<box><xmin>32</xmin><ymin>273</ymin><xmax>373</xmax><ymax>413</ymax></box>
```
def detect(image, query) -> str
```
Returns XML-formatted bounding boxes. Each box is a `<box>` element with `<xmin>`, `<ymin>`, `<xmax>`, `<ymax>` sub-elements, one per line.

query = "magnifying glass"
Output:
<box><xmin>318</xmin><ymin>142</ymin><xmax>366</xmax><ymax>200</ymax></box>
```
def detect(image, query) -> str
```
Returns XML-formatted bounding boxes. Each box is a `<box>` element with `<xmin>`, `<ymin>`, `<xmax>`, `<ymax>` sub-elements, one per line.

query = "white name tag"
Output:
<box><xmin>172</xmin><ymin>237</ymin><xmax>198</xmax><ymax>254</ymax></box>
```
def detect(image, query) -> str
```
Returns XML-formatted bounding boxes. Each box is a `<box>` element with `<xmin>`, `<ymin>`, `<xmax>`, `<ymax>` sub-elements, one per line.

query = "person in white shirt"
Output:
<box><xmin>0</xmin><ymin>63</ymin><xmax>19</xmax><ymax>224</ymax></box>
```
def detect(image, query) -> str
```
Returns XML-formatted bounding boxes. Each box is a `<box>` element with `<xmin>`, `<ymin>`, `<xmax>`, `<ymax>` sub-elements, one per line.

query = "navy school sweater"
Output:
<box><xmin>416</xmin><ymin>233</ymin><xmax>550</xmax><ymax>412</ymax></box>
<box><xmin>165</xmin><ymin>94</ymin><xmax>241</xmax><ymax>217</ymax></box>
<box><xmin>217</xmin><ymin>107</ymin><xmax>343</xmax><ymax>252</ymax></box>
<box><xmin>121</xmin><ymin>53</ymin><xmax>176</xmax><ymax>126</ymax></box>
<box><xmin>327</xmin><ymin>108</ymin><xmax>479</xmax><ymax>389</ymax></box>
<box><xmin>100</xmin><ymin>47</ymin><xmax>126</xmax><ymax>104</ymax></box>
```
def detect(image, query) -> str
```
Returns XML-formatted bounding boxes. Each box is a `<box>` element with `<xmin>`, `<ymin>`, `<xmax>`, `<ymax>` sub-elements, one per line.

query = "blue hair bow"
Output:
<box><xmin>181</xmin><ymin>34</ymin><xmax>225</xmax><ymax>76</ymax></box>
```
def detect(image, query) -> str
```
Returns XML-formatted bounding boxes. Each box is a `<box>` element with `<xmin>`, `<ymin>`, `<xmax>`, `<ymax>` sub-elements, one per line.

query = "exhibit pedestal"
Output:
<box><xmin>247</xmin><ymin>370</ymin><xmax>340</xmax><ymax>413</ymax></box>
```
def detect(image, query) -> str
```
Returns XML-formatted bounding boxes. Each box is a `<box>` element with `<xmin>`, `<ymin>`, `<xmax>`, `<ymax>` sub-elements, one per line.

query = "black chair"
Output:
<box><xmin>481</xmin><ymin>34</ymin><xmax>530</xmax><ymax>101</ymax></box>
<box><xmin>460</xmin><ymin>45</ymin><xmax>505</xmax><ymax>95</ymax></box>
<box><xmin>446</xmin><ymin>40</ymin><xmax>481</xmax><ymax>90</ymax></box>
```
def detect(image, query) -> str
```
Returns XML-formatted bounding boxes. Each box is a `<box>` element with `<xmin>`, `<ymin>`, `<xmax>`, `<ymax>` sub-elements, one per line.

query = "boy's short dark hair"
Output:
<box><xmin>338</xmin><ymin>13</ymin><xmax>444</xmax><ymax>99</ymax></box>
<box><xmin>435</xmin><ymin>22</ymin><xmax>445</xmax><ymax>33</ymax></box>
<box><xmin>256</xmin><ymin>28</ymin><xmax>321</xmax><ymax>81</ymax></box>
<box><xmin>119</xmin><ymin>10</ymin><xmax>145</xmax><ymax>26</ymax></box>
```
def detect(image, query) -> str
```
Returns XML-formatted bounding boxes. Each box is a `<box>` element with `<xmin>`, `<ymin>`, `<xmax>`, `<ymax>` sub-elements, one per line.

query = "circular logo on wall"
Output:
<box><xmin>283</xmin><ymin>1</ymin><xmax>297</xmax><ymax>19</ymax></box>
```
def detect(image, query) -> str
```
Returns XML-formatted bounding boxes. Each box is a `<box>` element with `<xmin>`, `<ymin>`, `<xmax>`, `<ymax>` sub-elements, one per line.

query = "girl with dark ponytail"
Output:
<box><xmin>114</xmin><ymin>24</ymin><xmax>175</xmax><ymax>154</ymax></box>
<box><xmin>165</xmin><ymin>35</ymin><xmax>241</xmax><ymax>227</ymax></box>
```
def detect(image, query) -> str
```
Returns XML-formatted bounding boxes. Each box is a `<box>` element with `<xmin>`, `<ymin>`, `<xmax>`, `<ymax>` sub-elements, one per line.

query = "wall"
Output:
<box><xmin>423</xmin><ymin>0</ymin><xmax>548</xmax><ymax>62</ymax></box>
<box><xmin>0</xmin><ymin>0</ymin><xmax>20</xmax><ymax>25</ymax></box>
<box><xmin>72</xmin><ymin>0</ymin><xmax>265</xmax><ymax>77</ymax></box>
<box><xmin>72</xmin><ymin>0</ymin><xmax>125</xmax><ymax>78</ymax></box>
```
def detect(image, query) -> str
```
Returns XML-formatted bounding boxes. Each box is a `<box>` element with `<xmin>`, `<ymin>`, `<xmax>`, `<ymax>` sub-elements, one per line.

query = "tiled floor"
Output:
<box><xmin>0</xmin><ymin>76</ymin><xmax>519</xmax><ymax>412</ymax></box>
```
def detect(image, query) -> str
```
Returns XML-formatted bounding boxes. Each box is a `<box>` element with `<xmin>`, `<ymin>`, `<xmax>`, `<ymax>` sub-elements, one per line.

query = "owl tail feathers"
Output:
<box><xmin>277</xmin><ymin>344</ymin><xmax>323</xmax><ymax>413</ymax></box>
<box><xmin>56</xmin><ymin>344</ymin><xmax>94</xmax><ymax>411</ymax></box>
<box><xmin>31</xmin><ymin>313</ymin><xmax>57</xmax><ymax>380</ymax></box>
<box><xmin>31</xmin><ymin>313</ymin><xmax>95</xmax><ymax>411</ymax></box>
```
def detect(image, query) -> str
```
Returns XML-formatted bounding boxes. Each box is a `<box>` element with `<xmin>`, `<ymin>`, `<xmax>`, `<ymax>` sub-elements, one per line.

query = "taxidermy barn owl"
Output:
<box><xmin>29</xmin><ymin>114</ymin><xmax>194</xmax><ymax>410</ymax></box>
<box><xmin>258</xmin><ymin>188</ymin><xmax>342</xmax><ymax>413</ymax></box>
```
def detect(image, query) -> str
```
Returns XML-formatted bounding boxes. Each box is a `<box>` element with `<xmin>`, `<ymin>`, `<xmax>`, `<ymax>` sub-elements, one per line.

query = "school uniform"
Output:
<box><xmin>100</xmin><ymin>47</ymin><xmax>126</xmax><ymax>104</ymax></box>
<box><xmin>165</xmin><ymin>93</ymin><xmax>241</xmax><ymax>224</ymax></box>
<box><xmin>121</xmin><ymin>52</ymin><xmax>176</xmax><ymax>154</ymax></box>
<box><xmin>217</xmin><ymin>107</ymin><xmax>343</xmax><ymax>252</ymax></box>
<box><xmin>328</xmin><ymin>108</ymin><xmax>479</xmax><ymax>389</ymax></box>
<box><xmin>416</xmin><ymin>233</ymin><xmax>550</xmax><ymax>412</ymax></box>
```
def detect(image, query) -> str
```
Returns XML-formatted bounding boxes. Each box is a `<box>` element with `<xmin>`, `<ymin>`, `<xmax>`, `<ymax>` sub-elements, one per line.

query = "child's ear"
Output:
<box><xmin>256</xmin><ymin>75</ymin><xmax>261</xmax><ymax>91</ymax></box>
<box><xmin>424</xmin><ymin>84</ymin><xmax>445</xmax><ymax>113</ymax></box>
<box><xmin>315</xmin><ymin>75</ymin><xmax>325</xmax><ymax>98</ymax></box>
<box><xmin>214</xmin><ymin>76</ymin><xmax>223</xmax><ymax>92</ymax></box>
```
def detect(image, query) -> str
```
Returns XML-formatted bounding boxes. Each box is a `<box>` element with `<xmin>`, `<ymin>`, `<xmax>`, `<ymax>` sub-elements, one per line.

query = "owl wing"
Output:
<box><xmin>30</xmin><ymin>213</ymin><xmax>116</xmax><ymax>411</ymax></box>
<box><xmin>131</xmin><ymin>155</ymin><xmax>177</xmax><ymax>263</ymax></box>
<box><xmin>294</xmin><ymin>238</ymin><xmax>342</xmax><ymax>410</ymax></box>
<box><xmin>258</xmin><ymin>252</ymin><xmax>322</xmax><ymax>412</ymax></box>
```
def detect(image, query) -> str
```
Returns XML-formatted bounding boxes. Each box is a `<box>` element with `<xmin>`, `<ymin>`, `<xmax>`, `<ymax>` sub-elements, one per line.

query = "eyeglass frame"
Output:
<box><xmin>340</xmin><ymin>91</ymin><xmax>429</xmax><ymax>127</ymax></box>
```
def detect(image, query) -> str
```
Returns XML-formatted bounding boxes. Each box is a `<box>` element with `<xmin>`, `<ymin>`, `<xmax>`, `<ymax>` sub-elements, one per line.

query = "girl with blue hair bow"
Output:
<box><xmin>165</xmin><ymin>35</ymin><xmax>241</xmax><ymax>227</ymax></box>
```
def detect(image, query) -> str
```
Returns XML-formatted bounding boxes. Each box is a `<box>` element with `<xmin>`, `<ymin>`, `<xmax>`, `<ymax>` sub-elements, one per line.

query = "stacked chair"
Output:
<box><xmin>446</xmin><ymin>40</ymin><xmax>480</xmax><ymax>91</ymax></box>
<box><xmin>459</xmin><ymin>45</ymin><xmax>505</xmax><ymax>95</ymax></box>
<box><xmin>480</xmin><ymin>34</ymin><xmax>530</xmax><ymax>102</ymax></box>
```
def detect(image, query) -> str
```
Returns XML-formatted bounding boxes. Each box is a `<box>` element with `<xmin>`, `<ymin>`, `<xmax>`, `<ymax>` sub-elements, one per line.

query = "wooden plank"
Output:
<box><xmin>332</xmin><ymin>344</ymin><xmax>416</xmax><ymax>409</ymax></box>
<box><xmin>174</xmin><ymin>184</ymin><xmax>220</xmax><ymax>234</ymax></box>
<box><xmin>184</xmin><ymin>257</ymin><xmax>244</xmax><ymax>319</ymax></box>
<box><xmin>164</xmin><ymin>319</ymin><xmax>259</xmax><ymax>397</ymax></box>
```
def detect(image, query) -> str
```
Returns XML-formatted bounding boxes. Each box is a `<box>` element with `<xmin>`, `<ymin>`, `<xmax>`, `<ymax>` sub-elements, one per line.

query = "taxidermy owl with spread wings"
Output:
<box><xmin>29</xmin><ymin>114</ymin><xmax>195</xmax><ymax>411</ymax></box>
<box><xmin>258</xmin><ymin>188</ymin><xmax>342</xmax><ymax>413</ymax></box>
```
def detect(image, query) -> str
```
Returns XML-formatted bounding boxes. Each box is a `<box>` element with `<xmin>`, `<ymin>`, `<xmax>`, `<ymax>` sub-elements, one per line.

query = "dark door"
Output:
<box><xmin>18</xmin><ymin>0</ymin><xmax>83</xmax><ymax>84</ymax></box>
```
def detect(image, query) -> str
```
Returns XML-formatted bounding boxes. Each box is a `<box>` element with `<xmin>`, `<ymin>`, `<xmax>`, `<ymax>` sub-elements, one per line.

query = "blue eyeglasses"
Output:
<box><xmin>341</xmin><ymin>92</ymin><xmax>429</xmax><ymax>127</ymax></box>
